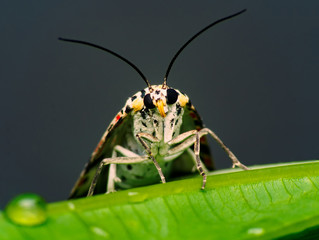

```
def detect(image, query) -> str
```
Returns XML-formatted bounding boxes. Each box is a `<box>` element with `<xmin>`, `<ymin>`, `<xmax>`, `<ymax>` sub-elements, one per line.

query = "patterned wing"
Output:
<box><xmin>69</xmin><ymin>109</ymin><xmax>133</xmax><ymax>199</ymax></box>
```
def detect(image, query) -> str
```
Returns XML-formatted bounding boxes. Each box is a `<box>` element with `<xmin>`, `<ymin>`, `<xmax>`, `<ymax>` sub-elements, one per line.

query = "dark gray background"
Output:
<box><xmin>1</xmin><ymin>1</ymin><xmax>318</xmax><ymax>207</ymax></box>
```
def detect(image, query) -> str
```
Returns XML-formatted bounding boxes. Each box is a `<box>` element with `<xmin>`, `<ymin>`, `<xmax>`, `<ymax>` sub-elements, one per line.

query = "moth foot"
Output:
<box><xmin>232</xmin><ymin>162</ymin><xmax>250</xmax><ymax>170</ymax></box>
<box><xmin>105</xmin><ymin>189</ymin><xmax>117</xmax><ymax>194</ymax></box>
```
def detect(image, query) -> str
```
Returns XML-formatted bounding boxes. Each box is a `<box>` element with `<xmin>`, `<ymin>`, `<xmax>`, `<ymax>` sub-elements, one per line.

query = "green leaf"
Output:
<box><xmin>1</xmin><ymin>160</ymin><xmax>319</xmax><ymax>239</ymax></box>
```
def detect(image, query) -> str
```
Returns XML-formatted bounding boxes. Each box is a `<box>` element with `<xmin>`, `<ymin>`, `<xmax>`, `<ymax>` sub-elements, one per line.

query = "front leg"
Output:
<box><xmin>88</xmin><ymin>153</ymin><xmax>149</xmax><ymax>197</ymax></box>
<box><xmin>136</xmin><ymin>132</ymin><xmax>166</xmax><ymax>184</ymax></box>
<box><xmin>167</xmin><ymin>131</ymin><xmax>207</xmax><ymax>189</ymax></box>
<box><xmin>201</xmin><ymin>128</ymin><xmax>249</xmax><ymax>170</ymax></box>
<box><xmin>167</xmin><ymin>128</ymin><xmax>249</xmax><ymax>189</ymax></box>
<box><xmin>107</xmin><ymin>145</ymin><xmax>141</xmax><ymax>193</ymax></box>
<box><xmin>194</xmin><ymin>132</ymin><xmax>207</xmax><ymax>189</ymax></box>
<box><xmin>168</xmin><ymin>128</ymin><xmax>249</xmax><ymax>170</ymax></box>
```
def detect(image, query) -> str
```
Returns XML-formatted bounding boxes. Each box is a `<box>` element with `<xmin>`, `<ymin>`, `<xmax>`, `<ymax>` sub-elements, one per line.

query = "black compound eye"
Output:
<box><xmin>167</xmin><ymin>89</ymin><xmax>178</xmax><ymax>104</ymax></box>
<box><xmin>144</xmin><ymin>94</ymin><xmax>155</xmax><ymax>109</ymax></box>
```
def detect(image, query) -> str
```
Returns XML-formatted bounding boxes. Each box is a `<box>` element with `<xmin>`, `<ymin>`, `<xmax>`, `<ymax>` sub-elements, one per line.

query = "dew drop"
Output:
<box><xmin>91</xmin><ymin>226</ymin><xmax>109</xmax><ymax>238</ymax></box>
<box><xmin>247</xmin><ymin>227</ymin><xmax>264</xmax><ymax>236</ymax></box>
<box><xmin>127</xmin><ymin>191</ymin><xmax>148</xmax><ymax>203</ymax></box>
<box><xmin>5</xmin><ymin>193</ymin><xmax>47</xmax><ymax>226</ymax></box>
<box><xmin>68</xmin><ymin>202</ymin><xmax>75</xmax><ymax>211</ymax></box>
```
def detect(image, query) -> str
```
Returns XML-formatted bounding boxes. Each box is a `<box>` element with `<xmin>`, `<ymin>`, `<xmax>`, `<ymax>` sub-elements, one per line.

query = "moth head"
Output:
<box><xmin>141</xmin><ymin>85</ymin><xmax>188</xmax><ymax>118</ymax></box>
<box><xmin>59</xmin><ymin>10</ymin><xmax>246</xmax><ymax>119</ymax></box>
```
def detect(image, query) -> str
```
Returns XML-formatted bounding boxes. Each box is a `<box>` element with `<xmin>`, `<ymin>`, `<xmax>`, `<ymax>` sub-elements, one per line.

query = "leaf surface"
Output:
<box><xmin>1</xmin><ymin>161</ymin><xmax>319</xmax><ymax>239</ymax></box>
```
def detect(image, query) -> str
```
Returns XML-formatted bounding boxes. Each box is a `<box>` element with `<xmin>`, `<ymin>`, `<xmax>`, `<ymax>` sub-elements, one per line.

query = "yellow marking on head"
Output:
<box><xmin>178</xmin><ymin>94</ymin><xmax>189</xmax><ymax>107</ymax></box>
<box><xmin>155</xmin><ymin>99</ymin><xmax>166</xmax><ymax>117</ymax></box>
<box><xmin>132</xmin><ymin>98</ymin><xmax>144</xmax><ymax>112</ymax></box>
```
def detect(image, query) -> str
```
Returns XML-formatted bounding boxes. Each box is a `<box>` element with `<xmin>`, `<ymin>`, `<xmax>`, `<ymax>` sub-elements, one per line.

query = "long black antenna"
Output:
<box><xmin>163</xmin><ymin>9</ymin><xmax>246</xmax><ymax>87</ymax></box>
<box><xmin>58</xmin><ymin>37</ymin><xmax>152</xmax><ymax>89</ymax></box>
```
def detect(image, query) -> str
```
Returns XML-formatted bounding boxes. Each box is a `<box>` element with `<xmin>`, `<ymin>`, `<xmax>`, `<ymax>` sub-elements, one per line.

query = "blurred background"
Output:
<box><xmin>1</xmin><ymin>1</ymin><xmax>318</xmax><ymax>207</ymax></box>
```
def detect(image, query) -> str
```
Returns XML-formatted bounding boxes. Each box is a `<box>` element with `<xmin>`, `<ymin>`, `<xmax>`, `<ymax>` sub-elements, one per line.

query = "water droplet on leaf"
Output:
<box><xmin>247</xmin><ymin>227</ymin><xmax>264</xmax><ymax>236</ymax></box>
<box><xmin>68</xmin><ymin>202</ymin><xmax>76</xmax><ymax>211</ymax></box>
<box><xmin>5</xmin><ymin>193</ymin><xmax>47</xmax><ymax>226</ymax></box>
<box><xmin>127</xmin><ymin>191</ymin><xmax>147</xmax><ymax>203</ymax></box>
<box><xmin>91</xmin><ymin>226</ymin><xmax>109</xmax><ymax>238</ymax></box>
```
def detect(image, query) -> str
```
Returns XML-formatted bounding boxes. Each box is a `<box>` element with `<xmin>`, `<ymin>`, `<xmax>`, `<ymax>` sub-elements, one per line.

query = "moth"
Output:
<box><xmin>60</xmin><ymin>9</ymin><xmax>249</xmax><ymax>199</ymax></box>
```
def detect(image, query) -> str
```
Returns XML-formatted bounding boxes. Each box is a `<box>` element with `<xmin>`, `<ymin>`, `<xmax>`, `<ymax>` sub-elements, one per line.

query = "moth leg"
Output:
<box><xmin>136</xmin><ymin>133</ymin><xmax>166</xmax><ymax>184</ymax></box>
<box><xmin>105</xmin><ymin>146</ymin><xmax>136</xmax><ymax>192</ymax></box>
<box><xmin>194</xmin><ymin>132</ymin><xmax>207</xmax><ymax>189</ymax></box>
<box><xmin>166</xmin><ymin>131</ymin><xmax>207</xmax><ymax>189</ymax></box>
<box><xmin>107</xmin><ymin>163</ymin><xmax>117</xmax><ymax>193</ymax></box>
<box><xmin>135</xmin><ymin>132</ymin><xmax>160</xmax><ymax>143</ymax></box>
<box><xmin>107</xmin><ymin>146</ymin><xmax>141</xmax><ymax>193</ymax></box>
<box><xmin>185</xmin><ymin>148</ymin><xmax>209</xmax><ymax>173</ymax></box>
<box><xmin>201</xmin><ymin>128</ymin><xmax>249</xmax><ymax>170</ymax></box>
<box><xmin>88</xmin><ymin>154</ymin><xmax>149</xmax><ymax>197</ymax></box>
<box><xmin>167</xmin><ymin>130</ymin><xmax>198</xmax><ymax>145</ymax></box>
<box><xmin>107</xmin><ymin>148</ymin><xmax>120</xmax><ymax>193</ymax></box>
<box><xmin>168</xmin><ymin>128</ymin><xmax>249</xmax><ymax>170</ymax></box>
